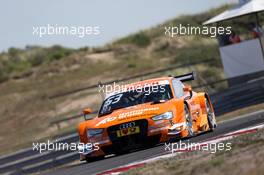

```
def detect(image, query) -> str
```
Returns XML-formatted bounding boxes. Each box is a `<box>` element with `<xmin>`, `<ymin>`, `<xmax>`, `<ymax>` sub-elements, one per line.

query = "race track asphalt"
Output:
<box><xmin>45</xmin><ymin>110</ymin><xmax>264</xmax><ymax>175</ymax></box>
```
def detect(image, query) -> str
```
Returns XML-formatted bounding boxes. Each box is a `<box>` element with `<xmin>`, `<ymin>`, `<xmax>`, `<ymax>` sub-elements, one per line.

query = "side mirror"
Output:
<box><xmin>83</xmin><ymin>108</ymin><xmax>93</xmax><ymax>120</ymax></box>
<box><xmin>183</xmin><ymin>86</ymin><xmax>193</xmax><ymax>100</ymax></box>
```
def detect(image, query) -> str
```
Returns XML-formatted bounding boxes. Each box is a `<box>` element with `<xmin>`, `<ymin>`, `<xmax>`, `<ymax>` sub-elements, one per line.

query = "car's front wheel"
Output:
<box><xmin>184</xmin><ymin>104</ymin><xmax>194</xmax><ymax>137</ymax></box>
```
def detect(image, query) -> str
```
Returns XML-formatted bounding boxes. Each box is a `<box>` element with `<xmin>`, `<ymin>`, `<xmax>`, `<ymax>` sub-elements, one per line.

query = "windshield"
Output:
<box><xmin>98</xmin><ymin>85</ymin><xmax>173</xmax><ymax>117</ymax></box>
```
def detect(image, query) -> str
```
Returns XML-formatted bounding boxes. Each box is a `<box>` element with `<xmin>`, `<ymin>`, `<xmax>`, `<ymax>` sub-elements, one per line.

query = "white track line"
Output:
<box><xmin>22</xmin><ymin>152</ymin><xmax>78</xmax><ymax>171</ymax></box>
<box><xmin>98</xmin><ymin>122</ymin><xmax>264</xmax><ymax>175</ymax></box>
<box><xmin>1</xmin><ymin>110</ymin><xmax>264</xmax><ymax>174</ymax></box>
<box><xmin>0</xmin><ymin>151</ymin><xmax>51</xmax><ymax>169</ymax></box>
<box><xmin>0</xmin><ymin>133</ymin><xmax>78</xmax><ymax>161</ymax></box>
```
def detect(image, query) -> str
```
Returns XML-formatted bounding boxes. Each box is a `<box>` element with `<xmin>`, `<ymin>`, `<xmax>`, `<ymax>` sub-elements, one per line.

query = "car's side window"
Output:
<box><xmin>172</xmin><ymin>79</ymin><xmax>184</xmax><ymax>98</ymax></box>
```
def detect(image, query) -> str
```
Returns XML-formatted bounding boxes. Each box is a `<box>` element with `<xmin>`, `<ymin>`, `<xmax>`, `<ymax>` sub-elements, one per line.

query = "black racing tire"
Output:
<box><xmin>205</xmin><ymin>98</ymin><xmax>217</xmax><ymax>131</ymax></box>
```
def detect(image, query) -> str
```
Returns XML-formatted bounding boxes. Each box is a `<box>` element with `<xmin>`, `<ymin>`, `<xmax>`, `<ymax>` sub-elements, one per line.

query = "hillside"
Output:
<box><xmin>0</xmin><ymin>5</ymin><xmax>231</xmax><ymax>155</ymax></box>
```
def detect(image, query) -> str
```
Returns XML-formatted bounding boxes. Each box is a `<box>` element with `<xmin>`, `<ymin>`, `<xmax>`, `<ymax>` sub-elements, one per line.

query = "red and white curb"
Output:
<box><xmin>97</xmin><ymin>123</ymin><xmax>264</xmax><ymax>175</ymax></box>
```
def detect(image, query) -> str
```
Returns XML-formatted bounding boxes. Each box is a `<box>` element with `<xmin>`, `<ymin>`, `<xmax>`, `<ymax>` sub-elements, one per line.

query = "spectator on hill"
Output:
<box><xmin>249</xmin><ymin>22</ymin><xmax>263</xmax><ymax>38</ymax></box>
<box><xmin>229</xmin><ymin>31</ymin><xmax>241</xmax><ymax>44</ymax></box>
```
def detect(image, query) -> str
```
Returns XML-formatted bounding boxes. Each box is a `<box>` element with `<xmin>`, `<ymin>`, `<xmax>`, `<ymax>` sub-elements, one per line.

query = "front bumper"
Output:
<box><xmin>79</xmin><ymin>119</ymin><xmax>186</xmax><ymax>159</ymax></box>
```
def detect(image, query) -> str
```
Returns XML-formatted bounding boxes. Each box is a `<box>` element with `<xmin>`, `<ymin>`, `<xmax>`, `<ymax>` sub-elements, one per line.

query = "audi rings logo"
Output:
<box><xmin>119</xmin><ymin>122</ymin><xmax>136</xmax><ymax>129</ymax></box>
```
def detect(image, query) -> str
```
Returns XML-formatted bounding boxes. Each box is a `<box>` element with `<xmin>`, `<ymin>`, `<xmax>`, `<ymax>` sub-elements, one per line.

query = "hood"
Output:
<box><xmin>87</xmin><ymin>102</ymin><xmax>175</xmax><ymax>128</ymax></box>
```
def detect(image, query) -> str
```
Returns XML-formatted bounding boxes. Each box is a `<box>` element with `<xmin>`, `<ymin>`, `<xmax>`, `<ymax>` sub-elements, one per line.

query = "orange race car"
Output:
<box><xmin>77</xmin><ymin>72</ymin><xmax>217</xmax><ymax>162</ymax></box>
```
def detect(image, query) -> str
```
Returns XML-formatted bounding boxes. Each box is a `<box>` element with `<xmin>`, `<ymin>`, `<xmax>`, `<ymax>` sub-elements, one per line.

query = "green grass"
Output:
<box><xmin>115</xmin><ymin>32</ymin><xmax>151</xmax><ymax>47</ymax></box>
<box><xmin>0</xmin><ymin>45</ymin><xmax>73</xmax><ymax>81</ymax></box>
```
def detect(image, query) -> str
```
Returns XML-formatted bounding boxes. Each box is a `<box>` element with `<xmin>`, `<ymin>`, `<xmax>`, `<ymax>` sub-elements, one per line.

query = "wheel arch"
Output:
<box><xmin>197</xmin><ymin>92</ymin><xmax>215</xmax><ymax>114</ymax></box>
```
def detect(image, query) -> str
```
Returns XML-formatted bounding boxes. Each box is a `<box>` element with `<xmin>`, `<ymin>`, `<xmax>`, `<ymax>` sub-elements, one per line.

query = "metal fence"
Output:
<box><xmin>211</xmin><ymin>78</ymin><xmax>264</xmax><ymax>116</ymax></box>
<box><xmin>48</xmin><ymin>59</ymin><xmax>215</xmax><ymax>99</ymax></box>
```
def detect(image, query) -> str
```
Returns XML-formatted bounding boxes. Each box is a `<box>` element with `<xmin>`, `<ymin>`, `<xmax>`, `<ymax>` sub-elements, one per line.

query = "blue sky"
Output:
<box><xmin>0</xmin><ymin>0</ymin><xmax>237</xmax><ymax>51</ymax></box>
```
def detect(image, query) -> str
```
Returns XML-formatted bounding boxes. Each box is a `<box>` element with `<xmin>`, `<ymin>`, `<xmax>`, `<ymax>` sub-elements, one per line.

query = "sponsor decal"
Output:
<box><xmin>95</xmin><ymin>117</ymin><xmax>116</xmax><ymax>126</ymax></box>
<box><xmin>118</xmin><ymin>107</ymin><xmax>160</xmax><ymax>119</ymax></box>
<box><xmin>95</xmin><ymin>107</ymin><xmax>160</xmax><ymax>126</ymax></box>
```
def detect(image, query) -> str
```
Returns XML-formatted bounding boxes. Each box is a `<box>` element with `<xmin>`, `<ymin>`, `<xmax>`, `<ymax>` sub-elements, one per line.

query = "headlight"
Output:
<box><xmin>152</xmin><ymin>111</ymin><xmax>173</xmax><ymax>121</ymax></box>
<box><xmin>87</xmin><ymin>129</ymin><xmax>103</xmax><ymax>137</ymax></box>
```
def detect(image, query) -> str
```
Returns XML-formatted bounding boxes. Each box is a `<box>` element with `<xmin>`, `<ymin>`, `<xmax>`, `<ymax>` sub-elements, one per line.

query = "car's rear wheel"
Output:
<box><xmin>184</xmin><ymin>104</ymin><xmax>194</xmax><ymax>137</ymax></box>
<box><xmin>205</xmin><ymin>98</ymin><xmax>217</xmax><ymax>131</ymax></box>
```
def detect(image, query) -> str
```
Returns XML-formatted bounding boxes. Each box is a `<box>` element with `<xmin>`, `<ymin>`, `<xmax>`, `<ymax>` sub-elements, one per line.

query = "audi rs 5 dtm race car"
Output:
<box><xmin>78</xmin><ymin>72</ymin><xmax>217</xmax><ymax>161</ymax></box>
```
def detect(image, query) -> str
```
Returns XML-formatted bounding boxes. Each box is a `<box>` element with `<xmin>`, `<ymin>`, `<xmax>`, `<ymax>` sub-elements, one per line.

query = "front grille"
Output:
<box><xmin>107</xmin><ymin>119</ymin><xmax>148</xmax><ymax>152</ymax></box>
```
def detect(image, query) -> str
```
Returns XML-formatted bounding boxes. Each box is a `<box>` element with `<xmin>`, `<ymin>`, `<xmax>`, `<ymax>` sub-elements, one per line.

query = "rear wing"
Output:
<box><xmin>174</xmin><ymin>72</ymin><xmax>195</xmax><ymax>82</ymax></box>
